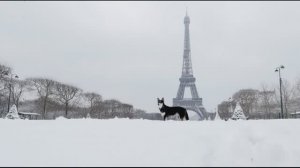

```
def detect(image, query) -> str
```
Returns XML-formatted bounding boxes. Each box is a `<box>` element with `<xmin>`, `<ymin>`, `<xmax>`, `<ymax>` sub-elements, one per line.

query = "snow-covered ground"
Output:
<box><xmin>0</xmin><ymin>118</ymin><xmax>299</xmax><ymax>167</ymax></box>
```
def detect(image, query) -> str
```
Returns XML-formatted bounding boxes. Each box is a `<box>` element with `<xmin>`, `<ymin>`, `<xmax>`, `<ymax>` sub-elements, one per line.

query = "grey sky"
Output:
<box><xmin>1</xmin><ymin>1</ymin><xmax>300</xmax><ymax>114</ymax></box>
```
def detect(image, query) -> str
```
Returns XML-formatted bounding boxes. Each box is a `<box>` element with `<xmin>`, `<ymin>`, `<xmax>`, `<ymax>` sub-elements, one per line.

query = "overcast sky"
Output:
<box><xmin>1</xmin><ymin>1</ymin><xmax>300</xmax><ymax>114</ymax></box>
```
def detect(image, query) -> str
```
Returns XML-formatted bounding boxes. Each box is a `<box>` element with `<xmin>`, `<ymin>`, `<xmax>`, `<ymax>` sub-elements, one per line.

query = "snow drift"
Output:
<box><xmin>0</xmin><ymin>119</ymin><xmax>299</xmax><ymax>167</ymax></box>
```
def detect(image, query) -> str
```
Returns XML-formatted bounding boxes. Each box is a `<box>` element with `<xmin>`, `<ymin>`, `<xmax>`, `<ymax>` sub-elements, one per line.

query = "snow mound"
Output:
<box><xmin>5</xmin><ymin>104</ymin><xmax>20</xmax><ymax>120</ymax></box>
<box><xmin>55</xmin><ymin>116</ymin><xmax>68</xmax><ymax>120</ymax></box>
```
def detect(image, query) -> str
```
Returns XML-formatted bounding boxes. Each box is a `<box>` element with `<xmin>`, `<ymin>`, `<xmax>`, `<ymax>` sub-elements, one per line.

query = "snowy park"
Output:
<box><xmin>0</xmin><ymin>118</ymin><xmax>299</xmax><ymax>167</ymax></box>
<box><xmin>1</xmin><ymin>1</ymin><xmax>300</xmax><ymax>167</ymax></box>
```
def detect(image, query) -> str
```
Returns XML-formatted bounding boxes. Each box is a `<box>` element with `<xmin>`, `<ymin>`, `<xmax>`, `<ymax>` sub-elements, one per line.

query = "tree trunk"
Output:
<box><xmin>16</xmin><ymin>98</ymin><xmax>19</xmax><ymax>109</ymax></box>
<box><xmin>65</xmin><ymin>102</ymin><xmax>68</xmax><ymax>118</ymax></box>
<box><xmin>43</xmin><ymin>97</ymin><xmax>47</xmax><ymax>120</ymax></box>
<box><xmin>89</xmin><ymin>101</ymin><xmax>93</xmax><ymax>118</ymax></box>
<box><xmin>284</xmin><ymin>104</ymin><xmax>288</xmax><ymax>119</ymax></box>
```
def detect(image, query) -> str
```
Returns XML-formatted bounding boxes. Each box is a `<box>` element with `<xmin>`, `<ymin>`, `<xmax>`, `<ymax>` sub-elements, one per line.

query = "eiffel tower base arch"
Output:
<box><xmin>173</xmin><ymin>98</ymin><xmax>208</xmax><ymax>120</ymax></box>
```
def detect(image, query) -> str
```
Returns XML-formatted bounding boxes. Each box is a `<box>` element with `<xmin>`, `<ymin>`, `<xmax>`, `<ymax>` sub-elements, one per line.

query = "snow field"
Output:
<box><xmin>0</xmin><ymin>118</ymin><xmax>299</xmax><ymax>167</ymax></box>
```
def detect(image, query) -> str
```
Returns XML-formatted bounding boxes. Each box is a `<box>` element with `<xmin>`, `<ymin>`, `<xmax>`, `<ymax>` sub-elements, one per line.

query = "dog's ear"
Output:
<box><xmin>162</xmin><ymin>97</ymin><xmax>164</xmax><ymax>101</ymax></box>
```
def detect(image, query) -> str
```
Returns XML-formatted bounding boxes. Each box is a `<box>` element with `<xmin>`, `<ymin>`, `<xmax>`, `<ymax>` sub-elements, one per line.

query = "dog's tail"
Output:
<box><xmin>185</xmin><ymin>110</ymin><xmax>189</xmax><ymax>120</ymax></box>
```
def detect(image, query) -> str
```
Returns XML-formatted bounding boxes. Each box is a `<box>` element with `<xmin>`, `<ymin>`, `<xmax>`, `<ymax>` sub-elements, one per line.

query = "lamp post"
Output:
<box><xmin>275</xmin><ymin>65</ymin><xmax>284</xmax><ymax>119</ymax></box>
<box><xmin>4</xmin><ymin>72</ymin><xmax>18</xmax><ymax>113</ymax></box>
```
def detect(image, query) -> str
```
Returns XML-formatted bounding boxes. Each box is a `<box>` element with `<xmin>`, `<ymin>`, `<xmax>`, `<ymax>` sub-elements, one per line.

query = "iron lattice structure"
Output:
<box><xmin>173</xmin><ymin>13</ymin><xmax>207</xmax><ymax>120</ymax></box>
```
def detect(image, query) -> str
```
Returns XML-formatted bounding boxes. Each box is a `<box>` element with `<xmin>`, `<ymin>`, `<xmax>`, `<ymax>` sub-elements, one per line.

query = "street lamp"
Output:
<box><xmin>275</xmin><ymin>65</ymin><xmax>284</xmax><ymax>119</ymax></box>
<box><xmin>4</xmin><ymin>71</ymin><xmax>19</xmax><ymax>113</ymax></box>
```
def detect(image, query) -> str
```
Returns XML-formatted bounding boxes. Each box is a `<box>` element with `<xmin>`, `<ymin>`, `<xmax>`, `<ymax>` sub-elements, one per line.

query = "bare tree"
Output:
<box><xmin>295</xmin><ymin>78</ymin><xmax>300</xmax><ymax>99</ymax></box>
<box><xmin>217</xmin><ymin>100</ymin><xmax>232</xmax><ymax>120</ymax></box>
<box><xmin>120</xmin><ymin>103</ymin><xmax>133</xmax><ymax>118</ymax></box>
<box><xmin>232</xmin><ymin>89</ymin><xmax>259</xmax><ymax>117</ymax></box>
<box><xmin>133</xmin><ymin>109</ymin><xmax>146</xmax><ymax>119</ymax></box>
<box><xmin>0</xmin><ymin>64</ymin><xmax>11</xmax><ymax>94</ymax></box>
<box><xmin>0</xmin><ymin>64</ymin><xmax>12</xmax><ymax>116</ymax></box>
<box><xmin>27</xmin><ymin>78</ymin><xmax>57</xmax><ymax>119</ymax></box>
<box><xmin>280</xmin><ymin>79</ymin><xmax>295</xmax><ymax>118</ymax></box>
<box><xmin>101</xmin><ymin>99</ymin><xmax>122</xmax><ymax>118</ymax></box>
<box><xmin>11</xmin><ymin>79</ymin><xmax>29</xmax><ymax>109</ymax></box>
<box><xmin>55</xmin><ymin>82</ymin><xmax>81</xmax><ymax>118</ymax></box>
<box><xmin>259</xmin><ymin>84</ymin><xmax>276</xmax><ymax>119</ymax></box>
<box><xmin>0</xmin><ymin>64</ymin><xmax>11</xmax><ymax>80</ymax></box>
<box><xmin>83</xmin><ymin>92</ymin><xmax>102</xmax><ymax>117</ymax></box>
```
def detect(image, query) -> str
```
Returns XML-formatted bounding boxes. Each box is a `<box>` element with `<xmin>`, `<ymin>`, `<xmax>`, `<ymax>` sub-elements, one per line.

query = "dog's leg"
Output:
<box><xmin>164</xmin><ymin>114</ymin><xmax>168</xmax><ymax>121</ymax></box>
<box><xmin>160</xmin><ymin>113</ymin><xmax>165</xmax><ymax>119</ymax></box>
<box><xmin>177</xmin><ymin>116</ymin><xmax>180</xmax><ymax>121</ymax></box>
<box><xmin>178</xmin><ymin>113</ymin><xmax>184</xmax><ymax>121</ymax></box>
<box><xmin>185</xmin><ymin>111</ymin><xmax>189</xmax><ymax>121</ymax></box>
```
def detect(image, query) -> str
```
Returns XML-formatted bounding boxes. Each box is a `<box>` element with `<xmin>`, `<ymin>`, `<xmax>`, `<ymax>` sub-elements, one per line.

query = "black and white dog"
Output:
<box><xmin>157</xmin><ymin>98</ymin><xmax>189</xmax><ymax>121</ymax></box>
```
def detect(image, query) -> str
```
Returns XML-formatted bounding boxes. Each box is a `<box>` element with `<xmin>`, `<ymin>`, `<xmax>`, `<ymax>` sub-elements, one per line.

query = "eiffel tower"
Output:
<box><xmin>173</xmin><ymin>12</ymin><xmax>207</xmax><ymax>120</ymax></box>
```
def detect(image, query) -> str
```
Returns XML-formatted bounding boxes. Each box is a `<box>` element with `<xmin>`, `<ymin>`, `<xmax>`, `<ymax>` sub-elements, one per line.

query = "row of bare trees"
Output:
<box><xmin>0</xmin><ymin>70</ymin><xmax>82</xmax><ymax>119</ymax></box>
<box><xmin>27</xmin><ymin>78</ymin><xmax>138</xmax><ymax>119</ymax></box>
<box><xmin>0</xmin><ymin>63</ymin><xmax>162</xmax><ymax>120</ymax></box>
<box><xmin>218</xmin><ymin>78</ymin><xmax>300</xmax><ymax>120</ymax></box>
<box><xmin>27</xmin><ymin>78</ymin><xmax>82</xmax><ymax>119</ymax></box>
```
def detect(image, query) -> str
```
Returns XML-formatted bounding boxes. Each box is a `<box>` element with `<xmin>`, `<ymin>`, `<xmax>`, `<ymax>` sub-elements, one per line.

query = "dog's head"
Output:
<box><xmin>157</xmin><ymin>97</ymin><xmax>164</xmax><ymax>112</ymax></box>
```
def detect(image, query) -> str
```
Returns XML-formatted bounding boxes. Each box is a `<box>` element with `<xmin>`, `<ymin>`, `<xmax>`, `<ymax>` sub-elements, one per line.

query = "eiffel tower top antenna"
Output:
<box><xmin>186</xmin><ymin>6</ymin><xmax>188</xmax><ymax>16</ymax></box>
